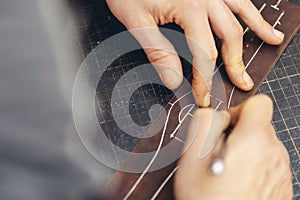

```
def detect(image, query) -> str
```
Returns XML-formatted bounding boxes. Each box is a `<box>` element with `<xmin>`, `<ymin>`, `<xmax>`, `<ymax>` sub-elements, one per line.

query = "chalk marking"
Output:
<box><xmin>150</xmin><ymin>9</ymin><xmax>285</xmax><ymax>200</ymax></box>
<box><xmin>271</xmin><ymin>0</ymin><xmax>283</xmax><ymax>10</ymax></box>
<box><xmin>150</xmin><ymin>166</ymin><xmax>179</xmax><ymax>200</ymax></box>
<box><xmin>213</xmin><ymin>3</ymin><xmax>266</xmax><ymax>75</ymax></box>
<box><xmin>123</xmin><ymin>91</ymin><xmax>192</xmax><ymax>200</ymax></box>
<box><xmin>214</xmin><ymin>100</ymin><xmax>224</xmax><ymax>110</ymax></box>
<box><xmin>170</xmin><ymin>104</ymin><xmax>195</xmax><ymax>139</ymax></box>
<box><xmin>174</xmin><ymin>136</ymin><xmax>185</xmax><ymax>144</ymax></box>
<box><xmin>125</xmin><ymin>4</ymin><xmax>280</xmax><ymax>199</ymax></box>
<box><xmin>227</xmin><ymin>12</ymin><xmax>285</xmax><ymax>108</ymax></box>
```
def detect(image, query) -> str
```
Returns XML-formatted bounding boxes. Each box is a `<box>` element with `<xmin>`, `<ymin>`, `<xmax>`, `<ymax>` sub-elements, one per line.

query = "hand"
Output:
<box><xmin>174</xmin><ymin>95</ymin><xmax>293</xmax><ymax>200</ymax></box>
<box><xmin>106</xmin><ymin>0</ymin><xmax>285</xmax><ymax>107</ymax></box>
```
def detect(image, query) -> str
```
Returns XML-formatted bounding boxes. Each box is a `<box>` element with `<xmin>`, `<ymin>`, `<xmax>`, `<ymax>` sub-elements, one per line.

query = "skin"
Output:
<box><xmin>106</xmin><ymin>2</ymin><xmax>290</xmax><ymax>198</ymax></box>
<box><xmin>106</xmin><ymin>0</ymin><xmax>285</xmax><ymax>107</ymax></box>
<box><xmin>174</xmin><ymin>95</ymin><xmax>293</xmax><ymax>200</ymax></box>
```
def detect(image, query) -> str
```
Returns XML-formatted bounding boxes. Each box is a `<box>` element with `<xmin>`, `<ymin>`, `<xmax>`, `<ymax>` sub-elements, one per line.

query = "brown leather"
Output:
<box><xmin>102</xmin><ymin>1</ymin><xmax>300</xmax><ymax>199</ymax></box>
<box><xmin>222</xmin><ymin>0</ymin><xmax>300</xmax><ymax>107</ymax></box>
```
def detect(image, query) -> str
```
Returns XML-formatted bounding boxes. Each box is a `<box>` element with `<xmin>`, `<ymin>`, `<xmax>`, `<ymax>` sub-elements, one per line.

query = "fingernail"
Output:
<box><xmin>202</xmin><ymin>93</ymin><xmax>211</xmax><ymax>107</ymax></box>
<box><xmin>273</xmin><ymin>29</ymin><xmax>284</xmax><ymax>40</ymax></box>
<box><xmin>243</xmin><ymin>71</ymin><xmax>254</xmax><ymax>88</ymax></box>
<box><xmin>161</xmin><ymin>69</ymin><xmax>179</xmax><ymax>88</ymax></box>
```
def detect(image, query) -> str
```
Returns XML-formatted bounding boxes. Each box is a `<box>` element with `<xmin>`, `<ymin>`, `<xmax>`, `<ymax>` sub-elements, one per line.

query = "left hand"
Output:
<box><xmin>106</xmin><ymin>0</ymin><xmax>284</xmax><ymax>107</ymax></box>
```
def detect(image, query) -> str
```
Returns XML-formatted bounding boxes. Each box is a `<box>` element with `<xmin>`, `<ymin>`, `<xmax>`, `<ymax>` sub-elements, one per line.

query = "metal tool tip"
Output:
<box><xmin>210</xmin><ymin>159</ymin><xmax>224</xmax><ymax>175</ymax></box>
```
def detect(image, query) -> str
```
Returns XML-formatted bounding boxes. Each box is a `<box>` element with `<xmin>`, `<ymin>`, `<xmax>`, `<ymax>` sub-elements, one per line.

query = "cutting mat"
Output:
<box><xmin>70</xmin><ymin>0</ymin><xmax>300</xmax><ymax>199</ymax></box>
<box><xmin>260</xmin><ymin>27</ymin><xmax>300</xmax><ymax>198</ymax></box>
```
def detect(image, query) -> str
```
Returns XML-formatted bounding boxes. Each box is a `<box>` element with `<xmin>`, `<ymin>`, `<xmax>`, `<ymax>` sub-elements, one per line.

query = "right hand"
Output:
<box><xmin>175</xmin><ymin>95</ymin><xmax>293</xmax><ymax>200</ymax></box>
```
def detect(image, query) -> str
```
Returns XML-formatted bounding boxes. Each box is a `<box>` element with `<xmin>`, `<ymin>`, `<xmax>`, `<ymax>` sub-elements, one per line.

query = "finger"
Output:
<box><xmin>198</xmin><ymin>110</ymin><xmax>231</xmax><ymax>159</ymax></box>
<box><xmin>176</xmin><ymin>109</ymin><xmax>231</xmax><ymax>194</ymax></box>
<box><xmin>224</xmin><ymin>0</ymin><xmax>284</xmax><ymax>44</ymax></box>
<box><xmin>262</xmin><ymin>147</ymin><xmax>291</xmax><ymax>199</ymax></box>
<box><xmin>227</xmin><ymin>95</ymin><xmax>290</xmax><ymax>170</ymax></box>
<box><xmin>227</xmin><ymin>94</ymin><xmax>276</xmax><ymax>147</ymax></box>
<box><xmin>228</xmin><ymin>94</ymin><xmax>273</xmax><ymax>129</ymax></box>
<box><xmin>126</xmin><ymin>19</ymin><xmax>183</xmax><ymax>90</ymax></box>
<box><xmin>208</xmin><ymin>0</ymin><xmax>254</xmax><ymax>91</ymax></box>
<box><xmin>177</xmin><ymin>11</ymin><xmax>217</xmax><ymax>107</ymax></box>
<box><xmin>184</xmin><ymin>109</ymin><xmax>231</xmax><ymax>161</ymax></box>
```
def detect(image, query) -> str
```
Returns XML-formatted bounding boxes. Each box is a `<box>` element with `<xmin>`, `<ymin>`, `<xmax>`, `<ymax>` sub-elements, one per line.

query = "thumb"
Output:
<box><xmin>227</xmin><ymin>94</ymin><xmax>276</xmax><ymax>147</ymax></box>
<box><xmin>175</xmin><ymin>109</ymin><xmax>230</xmax><ymax>195</ymax></box>
<box><xmin>184</xmin><ymin>109</ymin><xmax>231</xmax><ymax>160</ymax></box>
<box><xmin>128</xmin><ymin>25</ymin><xmax>183</xmax><ymax>90</ymax></box>
<box><xmin>228</xmin><ymin>94</ymin><xmax>273</xmax><ymax>130</ymax></box>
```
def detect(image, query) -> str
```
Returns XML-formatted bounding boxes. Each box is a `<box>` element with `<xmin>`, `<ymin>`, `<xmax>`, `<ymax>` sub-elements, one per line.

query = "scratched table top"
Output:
<box><xmin>70</xmin><ymin>0</ymin><xmax>300</xmax><ymax>199</ymax></box>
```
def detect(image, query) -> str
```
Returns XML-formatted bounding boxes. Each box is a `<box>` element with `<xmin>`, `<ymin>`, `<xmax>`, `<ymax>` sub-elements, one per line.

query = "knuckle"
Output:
<box><xmin>206</xmin><ymin>48</ymin><xmax>218</xmax><ymax>63</ymax></box>
<box><xmin>228</xmin><ymin>57</ymin><xmax>244</xmax><ymax>71</ymax></box>
<box><xmin>267</xmin><ymin>144</ymin><xmax>290</xmax><ymax>171</ymax></box>
<box><xmin>273</xmin><ymin>149</ymin><xmax>286</xmax><ymax>168</ymax></box>
<box><xmin>146</xmin><ymin>48</ymin><xmax>173</xmax><ymax>64</ymax></box>
<box><xmin>251</xmin><ymin>14</ymin><xmax>267</xmax><ymax>31</ymax></box>
<box><xmin>186</xmin><ymin>0</ymin><xmax>202</xmax><ymax>10</ymax></box>
<box><xmin>193</xmin><ymin>45</ymin><xmax>218</xmax><ymax>64</ymax></box>
<box><xmin>237</xmin><ymin>0</ymin><xmax>251</xmax><ymax>13</ymax></box>
<box><xmin>257</xmin><ymin>15</ymin><xmax>266</xmax><ymax>26</ymax></box>
<box><xmin>231</xmin><ymin>22</ymin><xmax>244</xmax><ymax>38</ymax></box>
